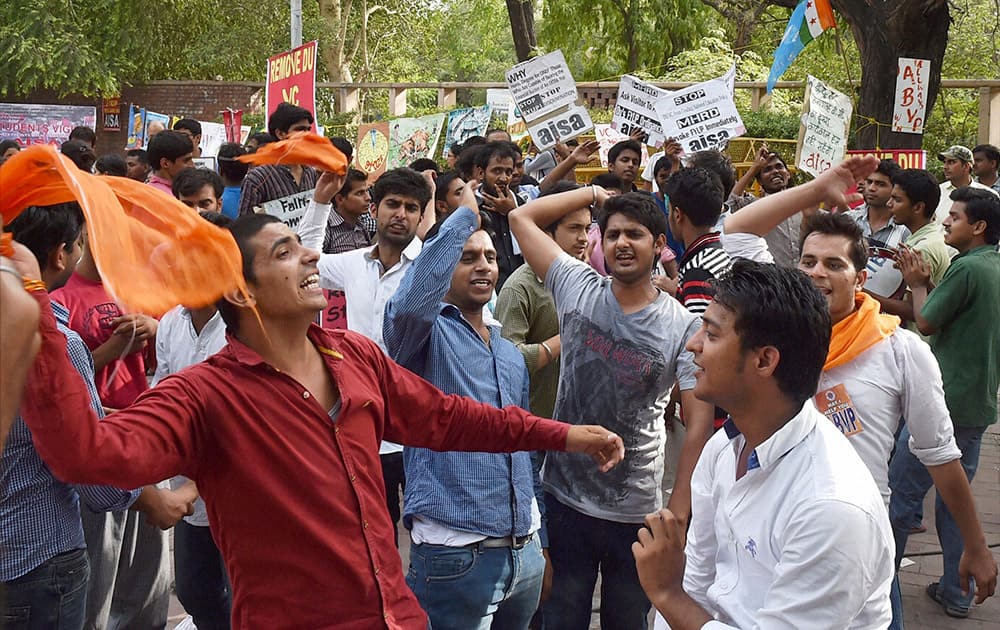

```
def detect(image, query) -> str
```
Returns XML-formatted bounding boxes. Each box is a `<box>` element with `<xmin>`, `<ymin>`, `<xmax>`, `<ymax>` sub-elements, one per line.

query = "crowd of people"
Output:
<box><xmin>1</xmin><ymin>100</ymin><xmax>998</xmax><ymax>630</ymax></box>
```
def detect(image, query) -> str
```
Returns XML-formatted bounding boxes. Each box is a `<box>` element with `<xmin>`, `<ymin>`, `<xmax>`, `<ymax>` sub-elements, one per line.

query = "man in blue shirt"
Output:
<box><xmin>2</xmin><ymin>203</ymin><xmax>190</xmax><ymax>629</ymax></box>
<box><xmin>384</xmin><ymin>180</ymin><xmax>622</xmax><ymax>629</ymax></box>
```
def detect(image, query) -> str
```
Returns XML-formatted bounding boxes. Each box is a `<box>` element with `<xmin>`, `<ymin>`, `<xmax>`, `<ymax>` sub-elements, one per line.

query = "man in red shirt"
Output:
<box><xmin>13</xmin><ymin>187</ymin><xmax>624</xmax><ymax>629</ymax></box>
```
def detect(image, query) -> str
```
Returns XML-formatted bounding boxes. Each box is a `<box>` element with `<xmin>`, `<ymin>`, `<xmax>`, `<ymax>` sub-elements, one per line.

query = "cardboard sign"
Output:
<box><xmin>612</xmin><ymin>75</ymin><xmax>670</xmax><ymax>148</ymax></box>
<box><xmin>387</xmin><ymin>114</ymin><xmax>446</xmax><ymax>169</ymax></box>
<box><xmin>526</xmin><ymin>105</ymin><xmax>594</xmax><ymax>151</ymax></box>
<box><xmin>505</xmin><ymin>50</ymin><xmax>578</xmax><ymax>122</ymax></box>
<box><xmin>892</xmin><ymin>58</ymin><xmax>930</xmax><ymax>135</ymax></box>
<box><xmin>595</xmin><ymin>124</ymin><xmax>650</xmax><ymax>168</ymax></box>
<box><xmin>265</xmin><ymin>41</ymin><xmax>318</xmax><ymax>131</ymax></box>
<box><xmin>654</xmin><ymin>73</ymin><xmax>745</xmax><ymax>154</ymax></box>
<box><xmin>796</xmin><ymin>76</ymin><xmax>852</xmax><ymax>178</ymax></box>
<box><xmin>102</xmin><ymin>97</ymin><xmax>121</xmax><ymax>132</ymax></box>
<box><xmin>356</xmin><ymin>122</ymin><xmax>390</xmax><ymax>181</ymax></box>
<box><xmin>443</xmin><ymin>106</ymin><xmax>492</xmax><ymax>154</ymax></box>
<box><xmin>0</xmin><ymin>103</ymin><xmax>97</xmax><ymax>147</ymax></box>
<box><xmin>259</xmin><ymin>190</ymin><xmax>314</xmax><ymax>228</ymax></box>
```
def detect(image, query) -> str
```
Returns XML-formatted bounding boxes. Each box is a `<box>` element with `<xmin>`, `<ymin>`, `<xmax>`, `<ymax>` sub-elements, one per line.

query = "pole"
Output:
<box><xmin>291</xmin><ymin>0</ymin><xmax>302</xmax><ymax>48</ymax></box>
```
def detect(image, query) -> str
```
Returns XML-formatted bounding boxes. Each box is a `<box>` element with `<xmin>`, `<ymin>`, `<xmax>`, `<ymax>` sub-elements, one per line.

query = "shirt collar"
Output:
<box><xmin>224</xmin><ymin>324</ymin><xmax>343</xmax><ymax>368</ymax></box>
<box><xmin>721</xmin><ymin>402</ymin><xmax>818</xmax><ymax>472</ymax></box>
<box><xmin>51</xmin><ymin>299</ymin><xmax>70</xmax><ymax>326</ymax></box>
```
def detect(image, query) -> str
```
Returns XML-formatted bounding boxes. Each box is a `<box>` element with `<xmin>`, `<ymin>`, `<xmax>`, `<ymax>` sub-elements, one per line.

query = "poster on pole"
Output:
<box><xmin>387</xmin><ymin>114</ymin><xmax>446</xmax><ymax>170</ymax></box>
<box><xmin>796</xmin><ymin>75</ymin><xmax>852</xmax><ymax>178</ymax></box>
<box><xmin>654</xmin><ymin>73</ymin><xmax>745</xmax><ymax>154</ymax></box>
<box><xmin>265</xmin><ymin>40</ymin><xmax>318</xmax><ymax>131</ymax></box>
<box><xmin>505</xmin><ymin>50</ymin><xmax>578</xmax><ymax>122</ymax></box>
<box><xmin>892</xmin><ymin>57</ymin><xmax>930</xmax><ymax>134</ymax></box>
<box><xmin>443</xmin><ymin>105</ymin><xmax>493</xmax><ymax>154</ymax></box>
<box><xmin>0</xmin><ymin>103</ymin><xmax>97</xmax><ymax>147</ymax></box>
<box><xmin>355</xmin><ymin>121</ymin><xmax>390</xmax><ymax>182</ymax></box>
<box><xmin>612</xmin><ymin>75</ymin><xmax>670</xmax><ymax>147</ymax></box>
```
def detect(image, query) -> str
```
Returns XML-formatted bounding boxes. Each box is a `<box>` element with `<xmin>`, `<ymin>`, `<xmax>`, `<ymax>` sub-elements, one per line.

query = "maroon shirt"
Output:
<box><xmin>22</xmin><ymin>292</ymin><xmax>570</xmax><ymax>629</ymax></box>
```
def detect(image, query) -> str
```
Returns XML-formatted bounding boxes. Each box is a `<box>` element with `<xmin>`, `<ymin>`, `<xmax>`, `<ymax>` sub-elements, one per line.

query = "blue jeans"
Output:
<box><xmin>174</xmin><ymin>521</ymin><xmax>232</xmax><ymax>630</ymax></box>
<box><xmin>542</xmin><ymin>494</ymin><xmax>650</xmax><ymax>630</ymax></box>
<box><xmin>1</xmin><ymin>548</ymin><xmax>90</xmax><ymax>630</ymax></box>
<box><xmin>407</xmin><ymin>535</ymin><xmax>545</xmax><ymax>630</ymax></box>
<box><xmin>888</xmin><ymin>424</ymin><xmax>986</xmax><ymax>624</ymax></box>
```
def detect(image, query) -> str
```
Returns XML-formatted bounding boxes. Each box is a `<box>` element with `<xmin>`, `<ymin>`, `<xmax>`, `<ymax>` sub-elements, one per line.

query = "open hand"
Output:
<box><xmin>565</xmin><ymin>425</ymin><xmax>625</xmax><ymax>472</ymax></box>
<box><xmin>314</xmin><ymin>170</ymin><xmax>346</xmax><ymax>205</ymax></box>
<box><xmin>481</xmin><ymin>188</ymin><xmax>517</xmax><ymax>215</ymax></box>
<box><xmin>812</xmin><ymin>155</ymin><xmax>879</xmax><ymax>212</ymax></box>
<box><xmin>570</xmin><ymin>140</ymin><xmax>601</xmax><ymax>166</ymax></box>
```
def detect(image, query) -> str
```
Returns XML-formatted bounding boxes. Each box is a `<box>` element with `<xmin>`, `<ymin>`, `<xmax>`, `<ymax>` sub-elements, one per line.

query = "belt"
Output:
<box><xmin>477</xmin><ymin>533</ymin><xmax>534</xmax><ymax>550</ymax></box>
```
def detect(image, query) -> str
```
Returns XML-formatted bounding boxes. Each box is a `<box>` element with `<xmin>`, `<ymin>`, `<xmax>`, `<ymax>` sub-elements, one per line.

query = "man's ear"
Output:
<box><xmin>855</xmin><ymin>268</ymin><xmax>868</xmax><ymax>291</ymax></box>
<box><xmin>47</xmin><ymin>245</ymin><xmax>67</xmax><ymax>274</ymax></box>
<box><xmin>222</xmin><ymin>287</ymin><xmax>256</xmax><ymax>310</ymax></box>
<box><xmin>754</xmin><ymin>346</ymin><xmax>781</xmax><ymax>378</ymax></box>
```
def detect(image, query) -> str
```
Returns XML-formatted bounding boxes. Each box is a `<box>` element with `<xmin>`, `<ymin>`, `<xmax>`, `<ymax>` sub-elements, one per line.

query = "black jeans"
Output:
<box><xmin>174</xmin><ymin>521</ymin><xmax>231</xmax><ymax>630</ymax></box>
<box><xmin>381</xmin><ymin>451</ymin><xmax>406</xmax><ymax>546</ymax></box>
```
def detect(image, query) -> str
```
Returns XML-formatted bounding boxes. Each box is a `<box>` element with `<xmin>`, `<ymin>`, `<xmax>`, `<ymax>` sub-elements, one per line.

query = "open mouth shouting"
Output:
<box><xmin>299</xmin><ymin>273</ymin><xmax>321</xmax><ymax>294</ymax></box>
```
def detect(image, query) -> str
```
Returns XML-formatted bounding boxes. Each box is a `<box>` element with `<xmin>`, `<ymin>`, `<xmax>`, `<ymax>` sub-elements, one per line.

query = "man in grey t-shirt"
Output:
<box><xmin>511</xmin><ymin>187</ymin><xmax>714</xmax><ymax>630</ymax></box>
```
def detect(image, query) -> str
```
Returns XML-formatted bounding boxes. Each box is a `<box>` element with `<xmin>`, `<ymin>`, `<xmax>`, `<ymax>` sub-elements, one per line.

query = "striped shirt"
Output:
<box><xmin>1</xmin><ymin>301</ymin><xmax>139</xmax><ymax>581</ymax></box>
<box><xmin>237</xmin><ymin>164</ymin><xmax>319</xmax><ymax>216</ymax></box>
<box><xmin>677</xmin><ymin>232</ymin><xmax>731</xmax><ymax>315</ymax></box>
<box><xmin>323</xmin><ymin>207</ymin><xmax>377</xmax><ymax>254</ymax></box>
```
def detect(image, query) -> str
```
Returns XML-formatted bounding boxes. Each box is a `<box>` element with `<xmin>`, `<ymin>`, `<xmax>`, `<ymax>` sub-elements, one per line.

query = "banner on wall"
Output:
<box><xmin>356</xmin><ymin>121</ymin><xmax>390</xmax><ymax>181</ymax></box>
<box><xmin>387</xmin><ymin>114</ymin><xmax>446</xmax><ymax>169</ymax></box>
<box><xmin>265</xmin><ymin>40</ymin><xmax>318</xmax><ymax>131</ymax></box>
<box><xmin>0</xmin><ymin>103</ymin><xmax>97</xmax><ymax>147</ymax></box>
<box><xmin>102</xmin><ymin>97</ymin><xmax>121</xmax><ymax>132</ymax></box>
<box><xmin>443</xmin><ymin>106</ymin><xmax>492</xmax><ymax>154</ymax></box>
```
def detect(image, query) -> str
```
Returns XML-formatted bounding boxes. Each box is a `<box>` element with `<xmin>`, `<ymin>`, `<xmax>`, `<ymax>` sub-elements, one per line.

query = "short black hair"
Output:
<box><xmin>198</xmin><ymin>210</ymin><xmax>233</xmax><ymax>228</ymax></box>
<box><xmin>267</xmin><ymin>103</ymin><xmax>314</xmax><ymax>137</ymax></box>
<box><xmin>608</xmin><ymin>140</ymin><xmax>642</xmax><ymax>165</ymax></box>
<box><xmin>712</xmin><ymin>259</ymin><xmax>831</xmax><ymax>406</ymax></box>
<box><xmin>653</xmin><ymin>155</ymin><xmax>675</xmax><ymax>177</ymax></box>
<box><xmin>754</xmin><ymin>151</ymin><xmax>788</xmax><ymax>182</ymax></box>
<box><xmin>434</xmin><ymin>171</ymin><xmax>463</xmax><ymax>204</ymax></box>
<box><xmin>663</xmin><ymin>167</ymin><xmax>724</xmax><ymax>228</ymax></box>
<box><xmin>172</xmin><ymin>167</ymin><xmax>224</xmax><ymax>199</ymax></box>
<box><xmin>217</xmin><ymin>143</ymin><xmax>249</xmax><ymax>183</ymax></box>
<box><xmin>68</xmin><ymin>126</ymin><xmax>96</xmax><ymax>147</ymax></box>
<box><xmin>246</xmin><ymin>132</ymin><xmax>275</xmax><ymax>152</ymax></box>
<box><xmin>336</xmin><ymin>168</ymin><xmax>370</xmax><ymax>199</ymax></box>
<box><xmin>688</xmin><ymin>150</ymin><xmax>736</xmax><ymax>198</ymax></box>
<box><xmin>60</xmin><ymin>140</ymin><xmax>96</xmax><ymax>171</ymax></box>
<box><xmin>891</xmin><ymin>168</ymin><xmax>939</xmax><ymax>219</ymax></box>
<box><xmin>800</xmin><ymin>211</ymin><xmax>868</xmax><ymax>271</ymax></box>
<box><xmin>95</xmin><ymin>153</ymin><xmax>127</xmax><ymax>177</ymax></box>
<box><xmin>409</xmin><ymin>157</ymin><xmax>440</xmax><ymax>174</ymax></box>
<box><xmin>973</xmin><ymin>144</ymin><xmax>1000</xmax><ymax>166</ymax></box>
<box><xmin>539</xmin><ymin>181</ymin><xmax>583</xmax><ymax>234</ymax></box>
<box><xmin>873</xmin><ymin>159</ymin><xmax>902</xmax><ymax>181</ymax></box>
<box><xmin>474</xmin><ymin>141</ymin><xmax>519</xmax><ymax>172</ymax></box>
<box><xmin>4</xmin><ymin>202</ymin><xmax>85</xmax><ymax>270</ymax></box>
<box><xmin>147</xmin><ymin>130</ymin><xmax>193</xmax><ymax>169</ymax></box>
<box><xmin>330</xmin><ymin>137</ymin><xmax>353</xmax><ymax>162</ymax></box>
<box><xmin>372</xmin><ymin>168</ymin><xmax>430</xmax><ymax>209</ymax></box>
<box><xmin>173</xmin><ymin>118</ymin><xmax>202</xmax><ymax>138</ymax></box>
<box><xmin>455</xmin><ymin>145</ymin><xmax>482</xmax><ymax>181</ymax></box>
<box><xmin>597</xmin><ymin>191</ymin><xmax>668</xmax><ymax>241</ymax></box>
<box><xmin>590</xmin><ymin>173</ymin><xmax>624</xmax><ymax>192</ymax></box>
<box><xmin>950</xmin><ymin>187</ymin><xmax>1000</xmax><ymax>245</ymax></box>
<box><xmin>0</xmin><ymin>139</ymin><xmax>20</xmax><ymax>154</ymax></box>
<box><xmin>125</xmin><ymin>148</ymin><xmax>149</xmax><ymax>165</ymax></box>
<box><xmin>215</xmin><ymin>214</ymin><xmax>283</xmax><ymax>332</ymax></box>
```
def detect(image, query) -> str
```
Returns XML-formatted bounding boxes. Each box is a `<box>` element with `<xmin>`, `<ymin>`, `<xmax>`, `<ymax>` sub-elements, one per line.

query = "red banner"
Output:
<box><xmin>265</xmin><ymin>41</ymin><xmax>318</xmax><ymax>132</ymax></box>
<box><xmin>846</xmin><ymin>149</ymin><xmax>926</xmax><ymax>170</ymax></box>
<box><xmin>221</xmin><ymin>109</ymin><xmax>243</xmax><ymax>143</ymax></box>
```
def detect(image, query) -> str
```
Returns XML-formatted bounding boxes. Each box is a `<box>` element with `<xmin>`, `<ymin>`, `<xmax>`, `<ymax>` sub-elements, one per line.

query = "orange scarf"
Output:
<box><xmin>824</xmin><ymin>292</ymin><xmax>899</xmax><ymax>371</ymax></box>
<box><xmin>237</xmin><ymin>131</ymin><xmax>348</xmax><ymax>174</ymax></box>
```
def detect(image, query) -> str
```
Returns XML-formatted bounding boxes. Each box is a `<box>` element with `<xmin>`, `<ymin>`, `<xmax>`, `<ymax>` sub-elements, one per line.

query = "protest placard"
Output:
<box><xmin>356</xmin><ymin>122</ymin><xmax>390</xmax><ymax>182</ymax></box>
<box><xmin>387</xmin><ymin>114</ymin><xmax>446</xmax><ymax>169</ymax></box>
<box><xmin>125</xmin><ymin>105</ymin><xmax>145</xmax><ymax>149</ymax></box>
<box><xmin>796</xmin><ymin>75</ymin><xmax>852</xmax><ymax>178</ymax></box>
<box><xmin>612</xmin><ymin>75</ymin><xmax>669</xmax><ymax>147</ymax></box>
<box><xmin>222</xmin><ymin>109</ymin><xmax>243</xmax><ymax>143</ymax></box>
<box><xmin>443</xmin><ymin>105</ymin><xmax>493</xmax><ymax>154</ymax></box>
<box><xmin>654</xmin><ymin>73</ymin><xmax>745</xmax><ymax>154</ymax></box>
<box><xmin>525</xmin><ymin>105</ymin><xmax>594</xmax><ymax>151</ymax></box>
<box><xmin>199</xmin><ymin>121</ymin><xmax>227</xmax><ymax>158</ymax></box>
<box><xmin>261</xmin><ymin>190</ymin><xmax>314</xmax><ymax>229</ymax></box>
<box><xmin>892</xmin><ymin>58</ymin><xmax>930</xmax><ymax>134</ymax></box>
<box><xmin>0</xmin><ymin>103</ymin><xmax>97</xmax><ymax>147</ymax></box>
<box><xmin>265</xmin><ymin>40</ymin><xmax>318</xmax><ymax>132</ymax></box>
<box><xmin>595</xmin><ymin>124</ymin><xmax>650</xmax><ymax>168</ymax></box>
<box><xmin>505</xmin><ymin>50</ymin><xmax>578</xmax><ymax>122</ymax></box>
<box><xmin>143</xmin><ymin>111</ymin><xmax>171</xmax><ymax>148</ymax></box>
<box><xmin>102</xmin><ymin>97</ymin><xmax>121</xmax><ymax>132</ymax></box>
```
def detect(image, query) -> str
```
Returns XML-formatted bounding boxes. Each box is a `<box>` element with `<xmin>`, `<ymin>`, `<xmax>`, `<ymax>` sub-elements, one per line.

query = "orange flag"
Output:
<box><xmin>237</xmin><ymin>132</ymin><xmax>349</xmax><ymax>174</ymax></box>
<box><xmin>0</xmin><ymin>145</ymin><xmax>247</xmax><ymax>316</ymax></box>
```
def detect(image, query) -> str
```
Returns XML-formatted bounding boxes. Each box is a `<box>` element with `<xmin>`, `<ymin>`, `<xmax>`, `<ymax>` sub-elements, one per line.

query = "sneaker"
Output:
<box><xmin>926</xmin><ymin>582</ymin><xmax>969</xmax><ymax>618</ymax></box>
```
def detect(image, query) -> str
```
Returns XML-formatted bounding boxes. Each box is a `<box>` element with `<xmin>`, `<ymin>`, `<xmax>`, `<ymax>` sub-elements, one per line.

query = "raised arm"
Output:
<box><xmin>298</xmin><ymin>171</ymin><xmax>345</xmax><ymax>251</ymax></box>
<box><xmin>724</xmin><ymin>155</ymin><xmax>878</xmax><ymax>237</ymax></box>
<box><xmin>417</xmin><ymin>169</ymin><xmax>438</xmax><ymax>241</ymax></box>
<box><xmin>510</xmin><ymin>185</ymin><xmax>611</xmax><ymax>282</ymax></box>
<box><xmin>538</xmin><ymin>140</ymin><xmax>600</xmax><ymax>193</ymax></box>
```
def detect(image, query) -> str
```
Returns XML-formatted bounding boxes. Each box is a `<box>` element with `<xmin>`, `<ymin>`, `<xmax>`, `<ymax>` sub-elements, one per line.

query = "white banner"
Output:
<box><xmin>797</xmin><ymin>76</ymin><xmax>852</xmax><ymax>178</ymax></box>
<box><xmin>654</xmin><ymin>73</ymin><xmax>745</xmax><ymax>154</ymax></box>
<box><xmin>486</xmin><ymin>88</ymin><xmax>519</xmax><ymax>127</ymax></box>
<box><xmin>892</xmin><ymin>58</ymin><xmax>930</xmax><ymax>135</ymax></box>
<box><xmin>505</xmin><ymin>50</ymin><xmax>578</xmax><ymax>122</ymax></box>
<box><xmin>199</xmin><ymin>121</ymin><xmax>227</xmax><ymax>158</ymax></box>
<box><xmin>526</xmin><ymin>105</ymin><xmax>594</xmax><ymax>151</ymax></box>
<box><xmin>612</xmin><ymin>75</ymin><xmax>670</xmax><ymax>148</ymax></box>
<box><xmin>259</xmin><ymin>190</ymin><xmax>314</xmax><ymax>228</ymax></box>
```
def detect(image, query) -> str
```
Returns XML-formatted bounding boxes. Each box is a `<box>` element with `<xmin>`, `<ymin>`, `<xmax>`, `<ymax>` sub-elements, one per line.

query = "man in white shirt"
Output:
<box><xmin>935</xmin><ymin>145</ymin><xmax>998</xmax><ymax>222</ymax></box>
<box><xmin>633</xmin><ymin>259</ymin><xmax>894</xmax><ymax>629</ymax></box>
<box><xmin>297</xmin><ymin>167</ymin><xmax>435</xmax><ymax>542</ymax></box>
<box><xmin>719</xmin><ymin>155</ymin><xmax>998</xmax><ymax>626</ymax></box>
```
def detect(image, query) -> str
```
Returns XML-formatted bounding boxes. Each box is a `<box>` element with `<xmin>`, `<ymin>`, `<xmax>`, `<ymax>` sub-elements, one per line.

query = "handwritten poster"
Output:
<box><xmin>796</xmin><ymin>75</ymin><xmax>852</xmax><ymax>178</ymax></box>
<box><xmin>355</xmin><ymin>121</ymin><xmax>390</xmax><ymax>182</ymax></box>
<box><xmin>892</xmin><ymin>57</ymin><xmax>930</xmax><ymax>135</ymax></box>
<box><xmin>505</xmin><ymin>50</ymin><xmax>578</xmax><ymax>122</ymax></box>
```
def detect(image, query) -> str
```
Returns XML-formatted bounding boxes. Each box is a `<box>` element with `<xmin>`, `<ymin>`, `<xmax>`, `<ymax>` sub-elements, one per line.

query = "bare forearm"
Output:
<box><xmin>866</xmin><ymin>291</ymin><xmax>914</xmax><ymax>320</ymax></box>
<box><xmin>668</xmin><ymin>395</ymin><xmax>714</xmax><ymax>522</ymax></box>
<box><xmin>538</xmin><ymin>157</ymin><xmax>579</xmax><ymax>192</ymax></box>
<box><xmin>731</xmin><ymin>166</ymin><xmax>759</xmax><ymax>198</ymax></box>
<box><xmin>725</xmin><ymin>179</ymin><xmax>823</xmax><ymax>237</ymax></box>
<box><xmin>652</xmin><ymin>591</ymin><xmax>714</xmax><ymax>630</ymax></box>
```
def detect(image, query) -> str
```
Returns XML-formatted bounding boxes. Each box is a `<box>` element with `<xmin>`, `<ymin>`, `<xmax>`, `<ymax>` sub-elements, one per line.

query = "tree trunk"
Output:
<box><xmin>834</xmin><ymin>0</ymin><xmax>950</xmax><ymax>149</ymax></box>
<box><xmin>506</xmin><ymin>0</ymin><xmax>537</xmax><ymax>62</ymax></box>
<box><xmin>317</xmin><ymin>0</ymin><xmax>354</xmax><ymax>82</ymax></box>
<box><xmin>623</xmin><ymin>5</ymin><xmax>639</xmax><ymax>72</ymax></box>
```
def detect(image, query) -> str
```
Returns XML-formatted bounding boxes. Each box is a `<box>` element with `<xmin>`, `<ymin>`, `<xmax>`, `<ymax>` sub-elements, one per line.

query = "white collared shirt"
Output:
<box><xmin>935</xmin><ymin>180</ymin><xmax>998</xmax><ymax>223</ymax></box>
<box><xmin>656</xmin><ymin>402</ymin><xmax>893</xmax><ymax>629</ymax></box>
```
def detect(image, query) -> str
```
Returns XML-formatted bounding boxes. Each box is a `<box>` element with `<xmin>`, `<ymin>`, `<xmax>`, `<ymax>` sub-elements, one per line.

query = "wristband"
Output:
<box><xmin>22</xmin><ymin>278</ymin><xmax>46</xmax><ymax>293</ymax></box>
<box><xmin>540</xmin><ymin>340</ymin><xmax>554</xmax><ymax>361</ymax></box>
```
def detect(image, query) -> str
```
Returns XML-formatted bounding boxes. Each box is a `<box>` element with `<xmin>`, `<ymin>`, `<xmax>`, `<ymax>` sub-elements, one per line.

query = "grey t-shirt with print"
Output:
<box><xmin>543</xmin><ymin>253</ymin><xmax>699</xmax><ymax>523</ymax></box>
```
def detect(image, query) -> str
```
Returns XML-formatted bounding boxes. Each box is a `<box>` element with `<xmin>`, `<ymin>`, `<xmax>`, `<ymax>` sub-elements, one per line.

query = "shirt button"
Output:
<box><xmin>303</xmin><ymin>391</ymin><xmax>310</xmax><ymax>399</ymax></box>
<box><xmin>350</xmin><ymin>473</ymin><xmax>357</xmax><ymax>481</ymax></box>
<box><xmin>363</xmin><ymin>520</ymin><xmax>368</xmax><ymax>529</ymax></box>
<box><xmin>374</xmin><ymin>565</ymin><xmax>380</xmax><ymax>574</ymax></box>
